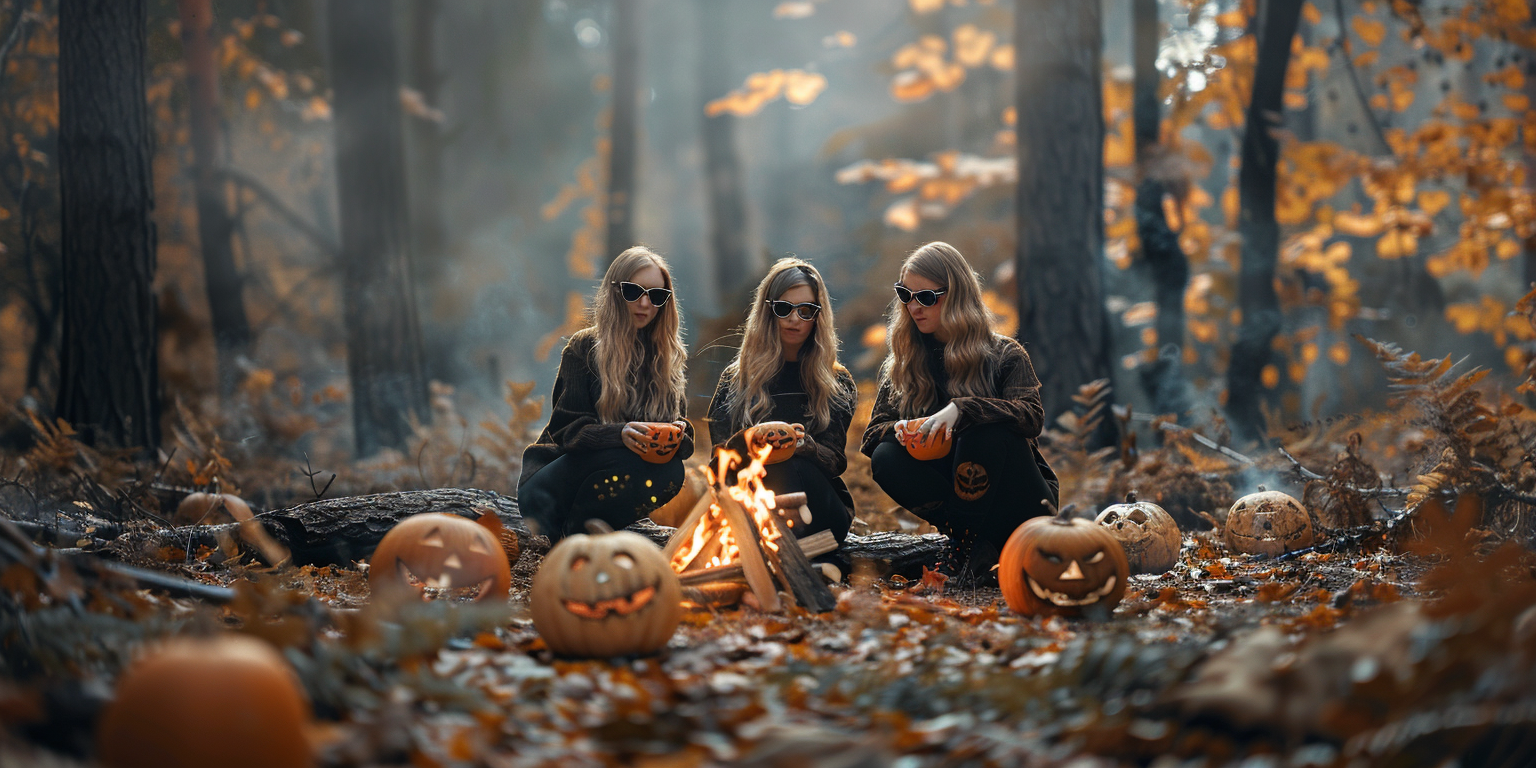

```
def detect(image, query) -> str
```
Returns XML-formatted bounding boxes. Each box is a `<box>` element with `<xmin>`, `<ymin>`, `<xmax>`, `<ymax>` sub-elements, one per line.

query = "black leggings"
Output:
<box><xmin>725</xmin><ymin>455</ymin><xmax>852</xmax><ymax>544</ymax></box>
<box><xmin>519</xmin><ymin>448</ymin><xmax>685</xmax><ymax>541</ymax></box>
<box><xmin>870</xmin><ymin>422</ymin><xmax>1057</xmax><ymax>551</ymax></box>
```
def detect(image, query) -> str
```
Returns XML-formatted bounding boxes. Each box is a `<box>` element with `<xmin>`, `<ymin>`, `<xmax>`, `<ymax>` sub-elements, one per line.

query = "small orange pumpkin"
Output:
<box><xmin>635</xmin><ymin>422</ymin><xmax>685</xmax><ymax>464</ymax></box>
<box><xmin>1000</xmin><ymin>505</ymin><xmax>1129</xmax><ymax>618</ymax></box>
<box><xmin>1223</xmin><ymin>487</ymin><xmax>1314</xmax><ymax>556</ymax></box>
<box><xmin>749</xmin><ymin>421</ymin><xmax>804</xmax><ymax>464</ymax></box>
<box><xmin>894</xmin><ymin>417</ymin><xmax>952</xmax><ymax>461</ymax></box>
<box><xmin>369</xmin><ymin>513</ymin><xmax>511</xmax><ymax>604</ymax></box>
<box><xmin>173</xmin><ymin>492</ymin><xmax>253</xmax><ymax>526</ymax></box>
<box><xmin>97</xmin><ymin>634</ymin><xmax>314</xmax><ymax>768</ymax></box>
<box><xmin>530</xmin><ymin>520</ymin><xmax>683</xmax><ymax>658</ymax></box>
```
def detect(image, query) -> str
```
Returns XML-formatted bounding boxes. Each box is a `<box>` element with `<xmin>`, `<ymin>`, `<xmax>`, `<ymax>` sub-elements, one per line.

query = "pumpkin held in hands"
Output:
<box><xmin>635</xmin><ymin>421</ymin><xmax>685</xmax><ymax>464</ymax></box>
<box><xmin>97</xmin><ymin>634</ymin><xmax>314</xmax><ymax>768</ymax></box>
<box><xmin>1000</xmin><ymin>505</ymin><xmax>1129</xmax><ymax>618</ymax></box>
<box><xmin>369</xmin><ymin>513</ymin><xmax>511</xmax><ymax>604</ymax></box>
<box><xmin>894</xmin><ymin>417</ymin><xmax>952</xmax><ymax>461</ymax></box>
<box><xmin>1094</xmin><ymin>491</ymin><xmax>1181</xmax><ymax>574</ymax></box>
<box><xmin>749</xmin><ymin>421</ymin><xmax>804</xmax><ymax>464</ymax></box>
<box><xmin>531</xmin><ymin>520</ymin><xmax>683</xmax><ymax>658</ymax></box>
<box><xmin>1223</xmin><ymin>487</ymin><xmax>1315</xmax><ymax>556</ymax></box>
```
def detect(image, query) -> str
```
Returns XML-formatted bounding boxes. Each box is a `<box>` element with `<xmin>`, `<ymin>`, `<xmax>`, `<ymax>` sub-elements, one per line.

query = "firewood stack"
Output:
<box><xmin>664</xmin><ymin>484</ymin><xmax>838</xmax><ymax>613</ymax></box>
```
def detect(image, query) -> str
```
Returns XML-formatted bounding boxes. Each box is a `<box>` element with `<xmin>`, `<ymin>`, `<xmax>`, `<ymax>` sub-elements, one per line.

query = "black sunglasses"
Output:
<box><xmin>766</xmin><ymin>300</ymin><xmax>822</xmax><ymax>321</ymax></box>
<box><xmin>613</xmin><ymin>281</ymin><xmax>672</xmax><ymax>306</ymax></box>
<box><xmin>894</xmin><ymin>283</ymin><xmax>947</xmax><ymax>307</ymax></box>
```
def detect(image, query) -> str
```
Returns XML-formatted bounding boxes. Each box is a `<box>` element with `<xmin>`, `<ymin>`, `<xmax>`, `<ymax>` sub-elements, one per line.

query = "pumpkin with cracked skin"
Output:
<box><xmin>369</xmin><ymin>513</ymin><xmax>511</xmax><ymax>604</ymax></box>
<box><xmin>1000</xmin><ymin>505</ymin><xmax>1129</xmax><ymax>618</ymax></box>
<box><xmin>531</xmin><ymin>520</ymin><xmax>683</xmax><ymax>657</ymax></box>
<box><xmin>1094</xmin><ymin>491</ymin><xmax>1181</xmax><ymax>574</ymax></box>
<box><xmin>97</xmin><ymin>634</ymin><xmax>314</xmax><ymax>768</ymax></box>
<box><xmin>893</xmin><ymin>417</ymin><xmax>952</xmax><ymax>462</ymax></box>
<box><xmin>749</xmin><ymin>421</ymin><xmax>804</xmax><ymax>464</ymax></box>
<box><xmin>1223</xmin><ymin>488</ymin><xmax>1314</xmax><ymax>556</ymax></box>
<box><xmin>635</xmin><ymin>421</ymin><xmax>685</xmax><ymax>464</ymax></box>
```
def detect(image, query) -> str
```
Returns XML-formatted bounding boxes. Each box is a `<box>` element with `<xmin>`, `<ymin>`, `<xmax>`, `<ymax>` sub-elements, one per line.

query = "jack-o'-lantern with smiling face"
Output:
<box><xmin>531</xmin><ymin>520</ymin><xmax>683</xmax><ymax>658</ymax></box>
<box><xmin>894</xmin><ymin>417</ymin><xmax>952</xmax><ymax>461</ymax></box>
<box><xmin>635</xmin><ymin>422</ymin><xmax>685</xmax><ymax>464</ymax></box>
<box><xmin>1000</xmin><ymin>505</ymin><xmax>1129</xmax><ymax>618</ymax></box>
<box><xmin>749</xmin><ymin>421</ymin><xmax>803</xmax><ymax>464</ymax></box>
<box><xmin>1223</xmin><ymin>487</ymin><xmax>1314</xmax><ymax>556</ymax></box>
<box><xmin>369</xmin><ymin>513</ymin><xmax>511</xmax><ymax>604</ymax></box>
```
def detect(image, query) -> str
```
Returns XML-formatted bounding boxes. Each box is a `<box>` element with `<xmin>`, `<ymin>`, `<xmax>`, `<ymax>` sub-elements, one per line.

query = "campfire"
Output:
<box><xmin>662</xmin><ymin>446</ymin><xmax>838</xmax><ymax>612</ymax></box>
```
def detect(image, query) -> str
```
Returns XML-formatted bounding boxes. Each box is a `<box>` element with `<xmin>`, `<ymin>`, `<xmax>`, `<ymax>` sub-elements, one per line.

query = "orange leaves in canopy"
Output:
<box><xmin>1444</xmin><ymin>297</ymin><xmax>1536</xmax><ymax>348</ymax></box>
<box><xmin>837</xmin><ymin>152</ymin><xmax>1014</xmax><ymax>231</ymax></box>
<box><xmin>706</xmin><ymin>70</ymin><xmax>827</xmax><ymax>117</ymax></box>
<box><xmin>1351</xmin><ymin>16</ymin><xmax>1388</xmax><ymax>47</ymax></box>
<box><xmin>888</xmin><ymin>26</ymin><xmax>1011</xmax><ymax>104</ymax></box>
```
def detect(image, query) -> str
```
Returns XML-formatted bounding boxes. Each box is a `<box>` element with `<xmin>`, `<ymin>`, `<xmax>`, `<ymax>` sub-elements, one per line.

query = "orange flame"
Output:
<box><xmin>670</xmin><ymin>445</ymin><xmax>784</xmax><ymax>573</ymax></box>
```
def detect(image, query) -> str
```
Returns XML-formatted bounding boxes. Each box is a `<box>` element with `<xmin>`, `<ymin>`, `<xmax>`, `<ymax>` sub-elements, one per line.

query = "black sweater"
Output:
<box><xmin>518</xmin><ymin>328</ymin><xmax>695</xmax><ymax>489</ymax></box>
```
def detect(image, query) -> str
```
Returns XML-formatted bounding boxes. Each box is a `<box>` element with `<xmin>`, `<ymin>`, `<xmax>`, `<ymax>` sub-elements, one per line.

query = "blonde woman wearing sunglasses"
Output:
<box><xmin>519</xmin><ymin>247</ymin><xmax>694</xmax><ymax>541</ymax></box>
<box><xmin>862</xmin><ymin>241</ymin><xmax>1059</xmax><ymax>582</ymax></box>
<box><xmin>706</xmin><ymin>259</ymin><xmax>858</xmax><ymax>548</ymax></box>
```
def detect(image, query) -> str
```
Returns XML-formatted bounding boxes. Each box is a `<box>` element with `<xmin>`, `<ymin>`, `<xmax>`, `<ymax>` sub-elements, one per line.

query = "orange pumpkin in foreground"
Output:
<box><xmin>749</xmin><ymin>421</ymin><xmax>804</xmax><ymax>464</ymax></box>
<box><xmin>1000</xmin><ymin>505</ymin><xmax>1129</xmax><ymax>618</ymax></box>
<box><xmin>635</xmin><ymin>422</ymin><xmax>685</xmax><ymax>464</ymax></box>
<box><xmin>369</xmin><ymin>513</ymin><xmax>511</xmax><ymax>604</ymax></box>
<box><xmin>894</xmin><ymin>417</ymin><xmax>952</xmax><ymax>461</ymax></box>
<box><xmin>531</xmin><ymin>520</ymin><xmax>683</xmax><ymax>658</ymax></box>
<box><xmin>97</xmin><ymin>634</ymin><xmax>314</xmax><ymax>768</ymax></box>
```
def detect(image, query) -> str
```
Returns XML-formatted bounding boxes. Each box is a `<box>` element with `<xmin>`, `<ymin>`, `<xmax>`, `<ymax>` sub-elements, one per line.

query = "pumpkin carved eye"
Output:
<box><xmin>421</xmin><ymin>530</ymin><xmax>446</xmax><ymax>547</ymax></box>
<box><xmin>613</xmin><ymin>553</ymin><xmax>635</xmax><ymax>569</ymax></box>
<box><xmin>570</xmin><ymin>556</ymin><xmax>590</xmax><ymax>571</ymax></box>
<box><xmin>1087</xmin><ymin>551</ymin><xmax>1105</xmax><ymax>564</ymax></box>
<box><xmin>1042</xmin><ymin>552</ymin><xmax>1063</xmax><ymax>564</ymax></box>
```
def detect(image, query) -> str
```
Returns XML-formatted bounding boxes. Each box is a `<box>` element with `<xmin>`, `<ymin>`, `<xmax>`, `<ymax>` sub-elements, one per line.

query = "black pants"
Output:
<box><xmin>742</xmin><ymin>455</ymin><xmax>853</xmax><ymax>544</ymax></box>
<box><xmin>519</xmin><ymin>448</ymin><xmax>685</xmax><ymax>541</ymax></box>
<box><xmin>871</xmin><ymin>422</ymin><xmax>1057</xmax><ymax>562</ymax></box>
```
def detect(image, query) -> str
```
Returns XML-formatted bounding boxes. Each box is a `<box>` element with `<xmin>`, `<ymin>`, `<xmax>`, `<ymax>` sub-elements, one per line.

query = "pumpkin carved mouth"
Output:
<box><xmin>561</xmin><ymin>583</ymin><xmax>659</xmax><ymax>620</ymax></box>
<box><xmin>398</xmin><ymin>561</ymin><xmax>497</xmax><ymax>601</ymax></box>
<box><xmin>1026</xmin><ymin>574</ymin><xmax>1118</xmax><ymax>607</ymax></box>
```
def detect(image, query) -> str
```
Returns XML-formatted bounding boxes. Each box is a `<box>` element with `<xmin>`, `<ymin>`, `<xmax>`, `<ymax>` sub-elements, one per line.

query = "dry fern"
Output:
<box><xmin>474</xmin><ymin>380</ymin><xmax>545</xmax><ymax>494</ymax></box>
<box><xmin>1044</xmin><ymin>379</ymin><xmax>1118</xmax><ymax>506</ymax></box>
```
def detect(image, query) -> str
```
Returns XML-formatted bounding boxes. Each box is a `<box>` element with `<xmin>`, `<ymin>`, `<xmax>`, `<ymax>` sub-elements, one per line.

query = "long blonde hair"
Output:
<box><xmin>882</xmin><ymin>241</ymin><xmax>996</xmax><ymax>417</ymax></box>
<box><xmin>591</xmin><ymin>247</ymin><xmax>688</xmax><ymax>423</ymax></box>
<box><xmin>724</xmin><ymin>258</ymin><xmax>850</xmax><ymax>431</ymax></box>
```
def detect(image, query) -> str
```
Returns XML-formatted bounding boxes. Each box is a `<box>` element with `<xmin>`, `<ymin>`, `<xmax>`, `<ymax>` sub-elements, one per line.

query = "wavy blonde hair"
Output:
<box><xmin>591</xmin><ymin>246</ymin><xmax>688</xmax><ymax>423</ymax></box>
<box><xmin>882</xmin><ymin>241</ymin><xmax>996</xmax><ymax>417</ymax></box>
<box><xmin>724</xmin><ymin>258</ymin><xmax>850</xmax><ymax>431</ymax></box>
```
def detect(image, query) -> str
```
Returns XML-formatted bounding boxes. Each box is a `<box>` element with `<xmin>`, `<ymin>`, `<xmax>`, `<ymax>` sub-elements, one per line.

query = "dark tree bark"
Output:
<box><xmin>1132</xmin><ymin>0</ymin><xmax>1193</xmax><ymax>418</ymax></box>
<box><xmin>407</xmin><ymin>0</ymin><xmax>448</xmax><ymax>277</ymax></box>
<box><xmin>55</xmin><ymin>0</ymin><xmax>160</xmax><ymax>451</ymax></box>
<box><xmin>327</xmin><ymin>0</ymin><xmax>430</xmax><ymax>457</ymax></box>
<box><xmin>698</xmin><ymin>0</ymin><xmax>751</xmax><ymax>309</ymax></box>
<box><xmin>1014</xmin><ymin>0</ymin><xmax>1113</xmax><ymax>425</ymax></box>
<box><xmin>605</xmin><ymin>0</ymin><xmax>640</xmax><ymax>261</ymax></box>
<box><xmin>1225</xmin><ymin>0</ymin><xmax>1305</xmax><ymax>445</ymax></box>
<box><xmin>177</xmin><ymin>0</ymin><xmax>251</xmax><ymax>397</ymax></box>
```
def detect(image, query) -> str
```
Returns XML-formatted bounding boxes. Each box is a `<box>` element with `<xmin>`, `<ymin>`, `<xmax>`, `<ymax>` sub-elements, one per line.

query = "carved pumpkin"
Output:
<box><xmin>369</xmin><ymin>513</ymin><xmax>511</xmax><ymax>604</ymax></box>
<box><xmin>635</xmin><ymin>422</ymin><xmax>684</xmax><ymax>464</ymax></box>
<box><xmin>1094</xmin><ymin>491</ymin><xmax>1181</xmax><ymax>574</ymax></box>
<box><xmin>953</xmin><ymin>461</ymin><xmax>989</xmax><ymax>502</ymax></box>
<box><xmin>1223</xmin><ymin>487</ymin><xmax>1314</xmax><ymax>556</ymax></box>
<box><xmin>999</xmin><ymin>505</ymin><xmax>1129</xmax><ymax>618</ymax></box>
<box><xmin>749</xmin><ymin>421</ymin><xmax>804</xmax><ymax>464</ymax></box>
<box><xmin>894</xmin><ymin>417</ymin><xmax>952</xmax><ymax>462</ymax></box>
<box><xmin>173</xmin><ymin>492</ymin><xmax>253</xmax><ymax>526</ymax></box>
<box><xmin>531</xmin><ymin>520</ymin><xmax>683</xmax><ymax>658</ymax></box>
<box><xmin>97</xmin><ymin>634</ymin><xmax>314</xmax><ymax>768</ymax></box>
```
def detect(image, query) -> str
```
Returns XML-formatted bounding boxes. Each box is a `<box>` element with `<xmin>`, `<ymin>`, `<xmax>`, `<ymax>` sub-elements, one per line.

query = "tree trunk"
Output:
<box><xmin>1132</xmin><ymin>0</ymin><xmax>1192</xmax><ymax>418</ymax></box>
<box><xmin>698</xmin><ymin>0</ymin><xmax>751</xmax><ymax>310</ymax></box>
<box><xmin>1225</xmin><ymin>0</ymin><xmax>1305</xmax><ymax>445</ymax></box>
<box><xmin>327</xmin><ymin>0</ymin><xmax>430</xmax><ymax>457</ymax></box>
<box><xmin>407</xmin><ymin>0</ymin><xmax>447</xmax><ymax>278</ymax></box>
<box><xmin>1014</xmin><ymin>0</ymin><xmax>1112</xmax><ymax>426</ymax></box>
<box><xmin>605</xmin><ymin>0</ymin><xmax>640</xmax><ymax>261</ymax></box>
<box><xmin>55</xmin><ymin>0</ymin><xmax>160</xmax><ymax>451</ymax></box>
<box><xmin>177</xmin><ymin>0</ymin><xmax>251</xmax><ymax>397</ymax></box>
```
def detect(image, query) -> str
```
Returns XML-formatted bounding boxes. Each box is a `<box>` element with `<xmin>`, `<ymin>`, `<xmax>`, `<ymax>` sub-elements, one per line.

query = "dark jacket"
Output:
<box><xmin>706</xmin><ymin>361</ymin><xmax>858</xmax><ymax>512</ymax></box>
<box><xmin>860</xmin><ymin>332</ymin><xmax>1059</xmax><ymax>499</ymax></box>
<box><xmin>518</xmin><ymin>328</ymin><xmax>695</xmax><ymax>490</ymax></box>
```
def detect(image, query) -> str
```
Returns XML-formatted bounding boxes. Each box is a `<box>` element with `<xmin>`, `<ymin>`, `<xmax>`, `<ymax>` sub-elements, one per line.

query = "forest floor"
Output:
<box><xmin>3</xmin><ymin>337</ymin><xmax>1536</xmax><ymax>767</ymax></box>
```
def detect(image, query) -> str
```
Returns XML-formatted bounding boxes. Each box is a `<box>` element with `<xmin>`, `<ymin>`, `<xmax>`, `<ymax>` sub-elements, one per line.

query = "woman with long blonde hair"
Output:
<box><xmin>861</xmin><ymin>242</ymin><xmax>1058</xmax><ymax>581</ymax></box>
<box><xmin>707</xmin><ymin>259</ymin><xmax>857</xmax><ymax>545</ymax></box>
<box><xmin>519</xmin><ymin>247</ymin><xmax>694</xmax><ymax>540</ymax></box>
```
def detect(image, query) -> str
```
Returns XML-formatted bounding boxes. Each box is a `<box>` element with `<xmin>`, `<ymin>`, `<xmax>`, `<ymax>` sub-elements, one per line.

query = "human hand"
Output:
<box><xmin>919</xmin><ymin>402</ymin><xmax>960</xmax><ymax>442</ymax></box>
<box><xmin>621</xmin><ymin>422</ymin><xmax>652</xmax><ymax>455</ymax></box>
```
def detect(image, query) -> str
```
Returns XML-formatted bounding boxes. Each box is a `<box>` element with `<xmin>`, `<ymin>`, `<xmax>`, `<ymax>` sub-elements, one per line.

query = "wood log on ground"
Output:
<box><xmin>762</xmin><ymin>513</ymin><xmax>837</xmax><ymax>613</ymax></box>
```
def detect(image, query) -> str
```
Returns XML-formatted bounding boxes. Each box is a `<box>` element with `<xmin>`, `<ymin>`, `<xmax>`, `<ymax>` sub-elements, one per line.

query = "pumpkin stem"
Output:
<box><xmin>1052</xmin><ymin>502</ymin><xmax>1079</xmax><ymax>526</ymax></box>
<box><xmin>1125</xmin><ymin>490</ymin><xmax>1138</xmax><ymax>504</ymax></box>
<box><xmin>584</xmin><ymin>519</ymin><xmax>615</xmax><ymax>535</ymax></box>
<box><xmin>1257</xmin><ymin>484</ymin><xmax>1267</xmax><ymax>492</ymax></box>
